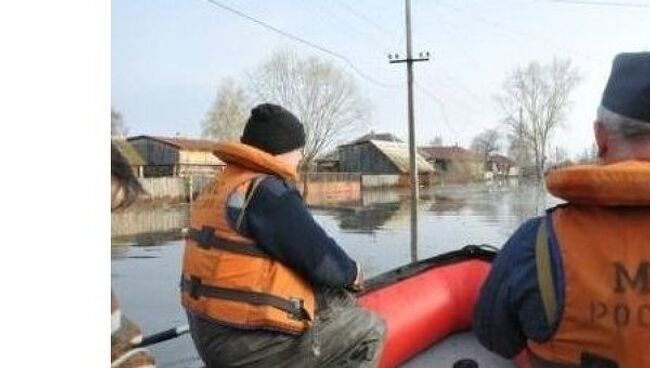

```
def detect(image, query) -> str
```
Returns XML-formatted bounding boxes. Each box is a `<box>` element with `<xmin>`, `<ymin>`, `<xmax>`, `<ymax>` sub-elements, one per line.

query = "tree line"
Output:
<box><xmin>115</xmin><ymin>50</ymin><xmax>591</xmax><ymax>179</ymax></box>
<box><xmin>202</xmin><ymin>49</ymin><xmax>370</xmax><ymax>170</ymax></box>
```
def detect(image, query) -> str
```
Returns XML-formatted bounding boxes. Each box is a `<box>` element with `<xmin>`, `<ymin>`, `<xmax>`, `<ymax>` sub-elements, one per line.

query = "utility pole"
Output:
<box><xmin>389</xmin><ymin>0</ymin><xmax>429</xmax><ymax>262</ymax></box>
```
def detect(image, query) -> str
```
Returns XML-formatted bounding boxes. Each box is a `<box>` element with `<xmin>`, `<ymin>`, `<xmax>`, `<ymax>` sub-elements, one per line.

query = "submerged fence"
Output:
<box><xmin>140</xmin><ymin>177</ymin><xmax>186</xmax><ymax>201</ymax></box>
<box><xmin>300</xmin><ymin>172</ymin><xmax>362</xmax><ymax>206</ymax></box>
<box><xmin>111</xmin><ymin>204</ymin><xmax>189</xmax><ymax>238</ymax></box>
<box><xmin>138</xmin><ymin>176</ymin><xmax>216</xmax><ymax>202</ymax></box>
<box><xmin>361</xmin><ymin>175</ymin><xmax>400</xmax><ymax>188</ymax></box>
<box><xmin>137</xmin><ymin>173</ymin><xmax>402</xmax><ymax>204</ymax></box>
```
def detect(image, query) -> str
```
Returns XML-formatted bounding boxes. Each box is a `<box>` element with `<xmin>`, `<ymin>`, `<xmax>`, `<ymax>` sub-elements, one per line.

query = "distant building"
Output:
<box><xmin>317</xmin><ymin>132</ymin><xmax>404</xmax><ymax>173</ymax></box>
<box><xmin>315</xmin><ymin>150</ymin><xmax>341</xmax><ymax>172</ymax></box>
<box><xmin>112</xmin><ymin>139</ymin><xmax>145</xmax><ymax>177</ymax></box>
<box><xmin>336</xmin><ymin>133</ymin><xmax>434</xmax><ymax>176</ymax></box>
<box><xmin>127</xmin><ymin>135</ymin><xmax>225</xmax><ymax>177</ymax></box>
<box><xmin>419</xmin><ymin>145</ymin><xmax>484</xmax><ymax>181</ymax></box>
<box><xmin>485</xmin><ymin>154</ymin><xmax>519</xmax><ymax>177</ymax></box>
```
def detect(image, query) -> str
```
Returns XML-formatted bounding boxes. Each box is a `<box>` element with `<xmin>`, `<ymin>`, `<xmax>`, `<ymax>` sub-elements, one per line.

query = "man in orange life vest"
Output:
<box><xmin>474</xmin><ymin>52</ymin><xmax>650</xmax><ymax>367</ymax></box>
<box><xmin>181</xmin><ymin>103</ymin><xmax>386</xmax><ymax>367</ymax></box>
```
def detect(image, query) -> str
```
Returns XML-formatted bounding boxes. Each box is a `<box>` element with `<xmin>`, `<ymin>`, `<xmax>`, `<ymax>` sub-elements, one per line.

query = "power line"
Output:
<box><xmin>436</xmin><ymin>0</ymin><xmax>597</xmax><ymax>64</ymax></box>
<box><xmin>330</xmin><ymin>0</ymin><xmax>402</xmax><ymax>47</ymax></box>
<box><xmin>423</xmin><ymin>4</ymin><xmax>494</xmax><ymax>77</ymax></box>
<box><xmin>541</xmin><ymin>0</ymin><xmax>650</xmax><ymax>7</ymax></box>
<box><xmin>299</xmin><ymin>0</ymin><xmax>392</xmax><ymax>56</ymax></box>
<box><xmin>413</xmin><ymin>81</ymin><xmax>460</xmax><ymax>139</ymax></box>
<box><xmin>202</xmin><ymin>0</ymin><xmax>400</xmax><ymax>88</ymax></box>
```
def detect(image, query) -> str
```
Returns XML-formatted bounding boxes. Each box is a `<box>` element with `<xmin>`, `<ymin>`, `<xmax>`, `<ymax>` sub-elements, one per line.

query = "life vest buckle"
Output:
<box><xmin>192</xmin><ymin>226</ymin><xmax>216</xmax><ymax>250</ymax></box>
<box><xmin>288</xmin><ymin>297</ymin><xmax>306</xmax><ymax>320</ymax></box>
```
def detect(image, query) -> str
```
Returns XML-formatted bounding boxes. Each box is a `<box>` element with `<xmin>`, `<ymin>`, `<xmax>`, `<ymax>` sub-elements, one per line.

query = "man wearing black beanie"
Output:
<box><xmin>475</xmin><ymin>53</ymin><xmax>650</xmax><ymax>367</ymax></box>
<box><xmin>241</xmin><ymin>103</ymin><xmax>306</xmax><ymax>155</ymax></box>
<box><xmin>182</xmin><ymin>103</ymin><xmax>386</xmax><ymax>368</ymax></box>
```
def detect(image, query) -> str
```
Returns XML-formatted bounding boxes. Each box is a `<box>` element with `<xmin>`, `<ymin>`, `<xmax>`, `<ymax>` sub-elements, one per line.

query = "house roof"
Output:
<box><xmin>488</xmin><ymin>154</ymin><xmax>515</xmax><ymax>166</ymax></box>
<box><xmin>128</xmin><ymin>135</ymin><xmax>222</xmax><ymax>152</ymax></box>
<box><xmin>419</xmin><ymin>146</ymin><xmax>478</xmax><ymax>161</ymax></box>
<box><xmin>343</xmin><ymin>132</ymin><xmax>403</xmax><ymax>146</ymax></box>
<box><xmin>112</xmin><ymin>139</ymin><xmax>145</xmax><ymax>166</ymax></box>
<box><xmin>370</xmin><ymin>140</ymin><xmax>434</xmax><ymax>173</ymax></box>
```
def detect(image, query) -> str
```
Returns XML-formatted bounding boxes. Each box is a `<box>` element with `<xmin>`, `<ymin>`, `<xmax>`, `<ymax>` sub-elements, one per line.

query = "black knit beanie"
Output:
<box><xmin>241</xmin><ymin>103</ymin><xmax>306</xmax><ymax>155</ymax></box>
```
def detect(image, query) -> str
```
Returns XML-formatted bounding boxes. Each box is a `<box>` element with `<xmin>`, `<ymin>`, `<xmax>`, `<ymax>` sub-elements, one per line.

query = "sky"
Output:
<box><xmin>112</xmin><ymin>0</ymin><xmax>650</xmax><ymax>158</ymax></box>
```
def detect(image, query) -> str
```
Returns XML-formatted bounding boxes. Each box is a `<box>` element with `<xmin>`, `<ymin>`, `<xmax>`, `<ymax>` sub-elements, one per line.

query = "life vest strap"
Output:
<box><xmin>186</xmin><ymin>226</ymin><xmax>269</xmax><ymax>258</ymax></box>
<box><xmin>181</xmin><ymin>277</ymin><xmax>311</xmax><ymax>321</ymax></box>
<box><xmin>581</xmin><ymin>352</ymin><xmax>619</xmax><ymax>368</ymax></box>
<box><xmin>536</xmin><ymin>218</ymin><xmax>558</xmax><ymax>327</ymax></box>
<box><xmin>234</xmin><ymin>176</ymin><xmax>263</xmax><ymax>231</ymax></box>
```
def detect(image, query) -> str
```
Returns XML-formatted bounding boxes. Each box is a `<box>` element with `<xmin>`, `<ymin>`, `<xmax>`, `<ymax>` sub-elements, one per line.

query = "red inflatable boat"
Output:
<box><xmin>139</xmin><ymin>245</ymin><xmax>528</xmax><ymax>367</ymax></box>
<box><xmin>358</xmin><ymin>245</ymin><xmax>529</xmax><ymax>368</ymax></box>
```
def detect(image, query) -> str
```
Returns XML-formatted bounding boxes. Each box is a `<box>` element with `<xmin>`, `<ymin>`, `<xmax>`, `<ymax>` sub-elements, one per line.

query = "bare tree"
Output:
<box><xmin>111</xmin><ymin>108</ymin><xmax>129</xmax><ymax>137</ymax></box>
<box><xmin>202</xmin><ymin>78</ymin><xmax>250</xmax><ymax>141</ymax></box>
<box><xmin>548</xmin><ymin>145</ymin><xmax>570</xmax><ymax>167</ymax></box>
<box><xmin>576</xmin><ymin>143</ymin><xmax>599</xmax><ymax>164</ymax></box>
<box><xmin>470</xmin><ymin>128</ymin><xmax>500</xmax><ymax>162</ymax></box>
<box><xmin>497</xmin><ymin>58</ymin><xmax>580</xmax><ymax>179</ymax></box>
<box><xmin>246</xmin><ymin>50</ymin><xmax>371</xmax><ymax>169</ymax></box>
<box><xmin>507</xmin><ymin>124</ymin><xmax>533</xmax><ymax>168</ymax></box>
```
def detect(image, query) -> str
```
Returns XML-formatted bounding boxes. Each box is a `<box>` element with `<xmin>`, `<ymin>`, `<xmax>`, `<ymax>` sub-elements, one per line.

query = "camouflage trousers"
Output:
<box><xmin>187</xmin><ymin>289</ymin><xmax>386</xmax><ymax>368</ymax></box>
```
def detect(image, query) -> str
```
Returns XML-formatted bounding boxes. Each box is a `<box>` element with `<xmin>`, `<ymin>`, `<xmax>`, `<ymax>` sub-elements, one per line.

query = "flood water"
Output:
<box><xmin>111</xmin><ymin>180</ymin><xmax>562</xmax><ymax>367</ymax></box>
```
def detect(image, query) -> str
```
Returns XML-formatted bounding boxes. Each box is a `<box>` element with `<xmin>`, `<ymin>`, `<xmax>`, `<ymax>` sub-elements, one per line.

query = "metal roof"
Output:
<box><xmin>342</xmin><ymin>132</ymin><xmax>404</xmax><ymax>146</ymax></box>
<box><xmin>128</xmin><ymin>135</ymin><xmax>222</xmax><ymax>152</ymax></box>
<box><xmin>112</xmin><ymin>139</ymin><xmax>145</xmax><ymax>166</ymax></box>
<box><xmin>370</xmin><ymin>140</ymin><xmax>434</xmax><ymax>173</ymax></box>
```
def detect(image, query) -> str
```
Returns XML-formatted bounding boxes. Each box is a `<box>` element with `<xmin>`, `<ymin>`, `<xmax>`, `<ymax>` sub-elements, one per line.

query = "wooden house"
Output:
<box><xmin>127</xmin><ymin>135</ymin><xmax>225</xmax><ymax>177</ymax></box>
<box><xmin>336</xmin><ymin>133</ymin><xmax>434</xmax><ymax>184</ymax></box>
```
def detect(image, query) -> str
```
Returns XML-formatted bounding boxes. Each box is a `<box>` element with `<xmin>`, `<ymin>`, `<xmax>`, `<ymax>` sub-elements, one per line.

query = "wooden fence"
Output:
<box><xmin>361</xmin><ymin>174</ymin><xmax>400</xmax><ymax>188</ymax></box>
<box><xmin>138</xmin><ymin>176</ymin><xmax>216</xmax><ymax>202</ymax></box>
<box><xmin>299</xmin><ymin>172</ymin><xmax>362</xmax><ymax>206</ymax></box>
<box><xmin>111</xmin><ymin>204</ymin><xmax>189</xmax><ymax>238</ymax></box>
<box><xmin>139</xmin><ymin>177</ymin><xmax>186</xmax><ymax>201</ymax></box>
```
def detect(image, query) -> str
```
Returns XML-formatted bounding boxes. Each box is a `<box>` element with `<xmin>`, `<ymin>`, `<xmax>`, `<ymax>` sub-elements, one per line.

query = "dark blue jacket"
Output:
<box><xmin>226</xmin><ymin>175</ymin><xmax>358</xmax><ymax>289</ymax></box>
<box><xmin>474</xmin><ymin>209</ymin><xmax>565</xmax><ymax>358</ymax></box>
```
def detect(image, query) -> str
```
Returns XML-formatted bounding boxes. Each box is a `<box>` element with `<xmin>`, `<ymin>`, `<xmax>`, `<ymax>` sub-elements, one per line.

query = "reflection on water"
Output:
<box><xmin>111</xmin><ymin>181</ymin><xmax>561</xmax><ymax>367</ymax></box>
<box><xmin>112</xmin><ymin>243</ymin><xmax>201</xmax><ymax>368</ymax></box>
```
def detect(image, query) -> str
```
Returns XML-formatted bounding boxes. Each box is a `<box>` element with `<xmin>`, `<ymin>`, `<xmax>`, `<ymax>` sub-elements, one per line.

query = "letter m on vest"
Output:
<box><xmin>614</xmin><ymin>262</ymin><xmax>650</xmax><ymax>295</ymax></box>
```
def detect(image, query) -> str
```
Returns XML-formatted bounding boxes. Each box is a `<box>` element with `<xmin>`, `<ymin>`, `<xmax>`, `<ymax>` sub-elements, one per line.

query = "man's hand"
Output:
<box><xmin>349</xmin><ymin>262</ymin><xmax>364</xmax><ymax>292</ymax></box>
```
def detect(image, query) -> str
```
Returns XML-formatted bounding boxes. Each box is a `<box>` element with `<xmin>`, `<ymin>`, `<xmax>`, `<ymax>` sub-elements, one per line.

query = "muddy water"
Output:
<box><xmin>111</xmin><ymin>180</ymin><xmax>561</xmax><ymax>367</ymax></box>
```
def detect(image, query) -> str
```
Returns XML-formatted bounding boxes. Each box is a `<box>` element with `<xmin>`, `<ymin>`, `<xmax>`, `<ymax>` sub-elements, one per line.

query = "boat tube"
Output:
<box><xmin>358</xmin><ymin>245</ymin><xmax>528</xmax><ymax>368</ymax></box>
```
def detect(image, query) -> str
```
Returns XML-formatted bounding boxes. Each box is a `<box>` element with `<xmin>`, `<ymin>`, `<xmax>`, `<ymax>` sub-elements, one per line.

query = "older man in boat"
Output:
<box><xmin>181</xmin><ymin>103</ymin><xmax>386</xmax><ymax>367</ymax></box>
<box><xmin>475</xmin><ymin>52</ymin><xmax>650</xmax><ymax>367</ymax></box>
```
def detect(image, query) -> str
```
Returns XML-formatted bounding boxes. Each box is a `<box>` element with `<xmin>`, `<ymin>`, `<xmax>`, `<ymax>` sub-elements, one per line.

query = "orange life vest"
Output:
<box><xmin>528</xmin><ymin>160</ymin><xmax>650</xmax><ymax>368</ymax></box>
<box><xmin>181</xmin><ymin>142</ymin><xmax>315</xmax><ymax>335</ymax></box>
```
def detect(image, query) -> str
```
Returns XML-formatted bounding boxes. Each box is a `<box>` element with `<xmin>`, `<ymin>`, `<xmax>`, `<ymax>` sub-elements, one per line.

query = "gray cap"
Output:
<box><xmin>601</xmin><ymin>52</ymin><xmax>650</xmax><ymax>123</ymax></box>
